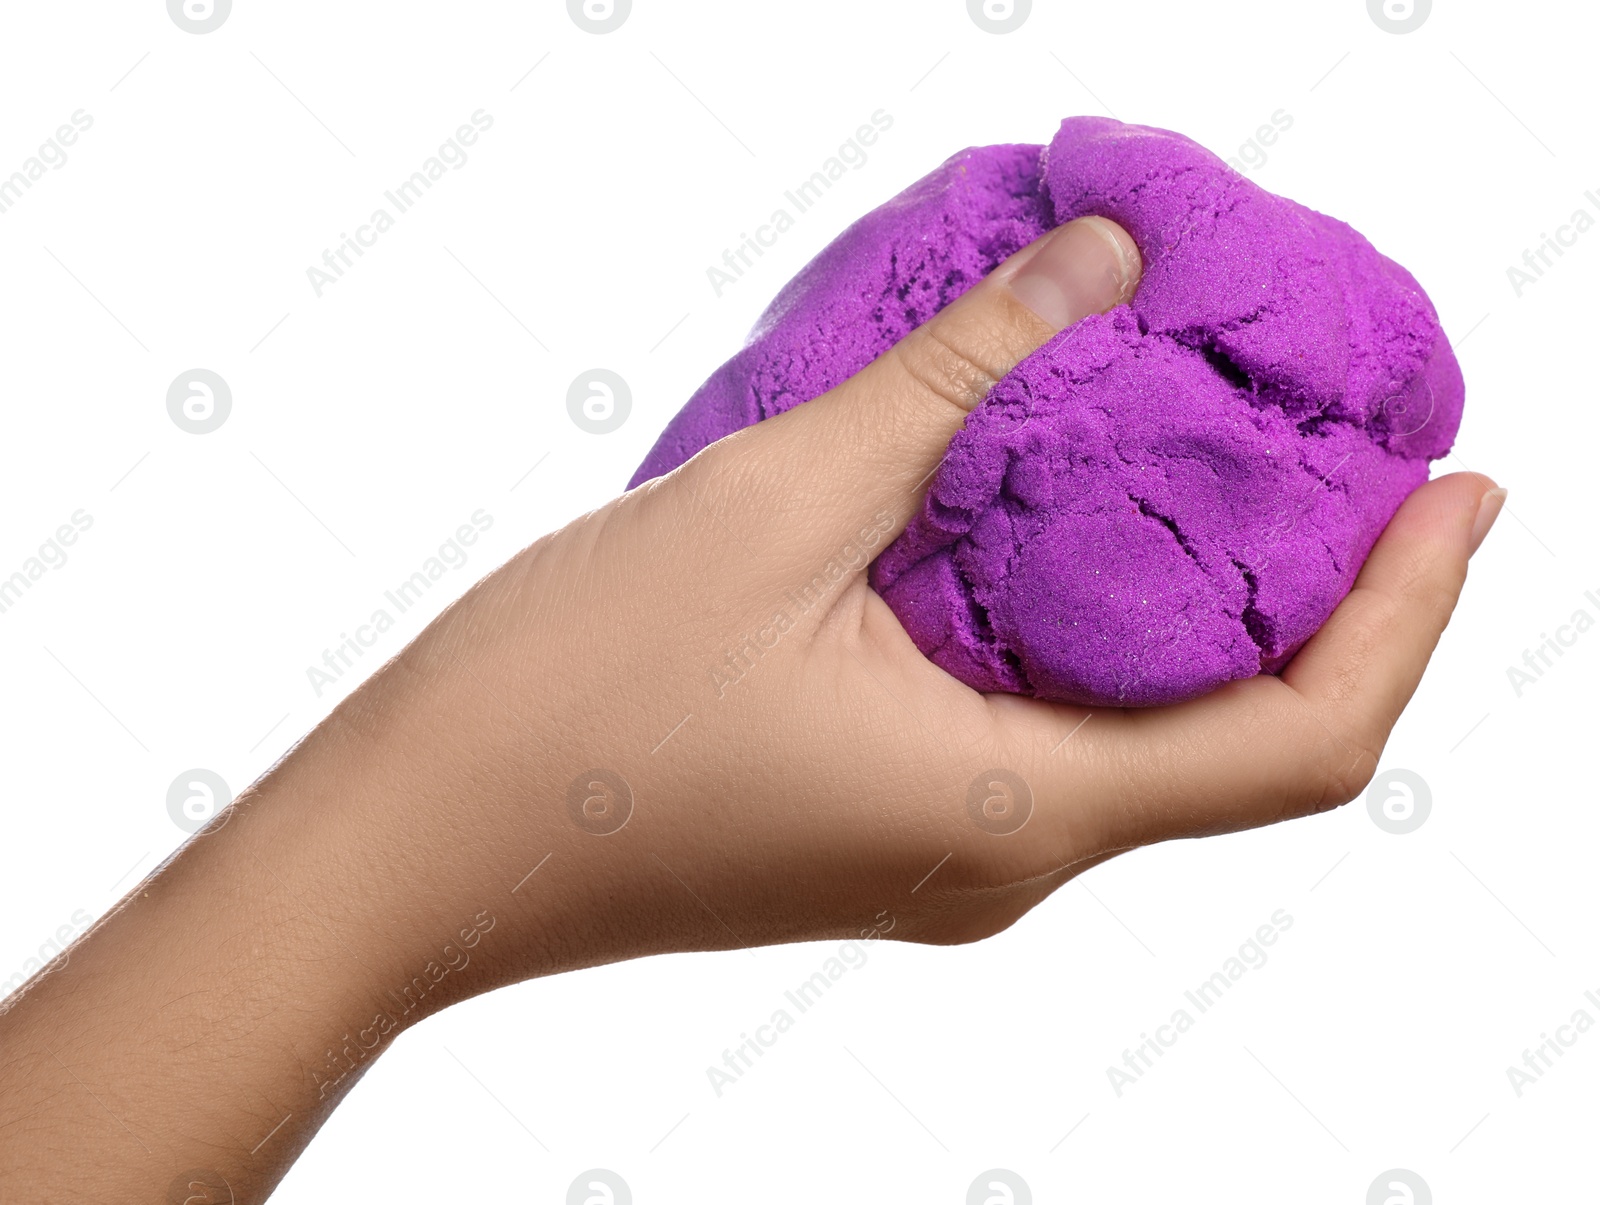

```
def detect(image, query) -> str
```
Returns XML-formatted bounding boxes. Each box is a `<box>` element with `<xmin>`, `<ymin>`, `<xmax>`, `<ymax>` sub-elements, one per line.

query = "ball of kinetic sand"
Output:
<box><xmin>631</xmin><ymin>117</ymin><xmax>1464</xmax><ymax>706</ymax></box>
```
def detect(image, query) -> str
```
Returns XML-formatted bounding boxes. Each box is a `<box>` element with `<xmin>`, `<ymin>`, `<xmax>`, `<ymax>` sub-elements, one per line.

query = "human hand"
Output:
<box><xmin>0</xmin><ymin>212</ymin><xmax>1502</xmax><ymax>1200</ymax></box>
<box><xmin>351</xmin><ymin>212</ymin><xmax>1502</xmax><ymax>970</ymax></box>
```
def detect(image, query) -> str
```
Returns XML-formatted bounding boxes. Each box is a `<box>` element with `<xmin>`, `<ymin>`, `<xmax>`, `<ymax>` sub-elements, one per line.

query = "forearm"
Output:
<box><xmin>0</xmin><ymin>645</ymin><xmax>537</xmax><ymax>1199</ymax></box>
<box><xmin>0</xmin><ymin>528</ymin><xmax>761</xmax><ymax>1199</ymax></box>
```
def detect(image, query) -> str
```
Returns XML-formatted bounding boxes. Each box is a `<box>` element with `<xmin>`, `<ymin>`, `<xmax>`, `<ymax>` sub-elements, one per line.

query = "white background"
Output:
<box><xmin>0</xmin><ymin>0</ymin><xmax>1594</xmax><ymax>1200</ymax></box>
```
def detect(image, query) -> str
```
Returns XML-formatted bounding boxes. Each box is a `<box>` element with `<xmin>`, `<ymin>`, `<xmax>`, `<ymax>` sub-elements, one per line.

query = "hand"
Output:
<box><xmin>0</xmin><ymin>214</ymin><xmax>1502</xmax><ymax>1199</ymax></box>
<box><xmin>388</xmin><ymin>213</ymin><xmax>1499</xmax><ymax>959</ymax></box>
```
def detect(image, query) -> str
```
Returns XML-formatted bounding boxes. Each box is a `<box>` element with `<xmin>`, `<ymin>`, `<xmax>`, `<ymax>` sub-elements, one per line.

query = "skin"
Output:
<box><xmin>0</xmin><ymin>216</ymin><xmax>1503</xmax><ymax>1201</ymax></box>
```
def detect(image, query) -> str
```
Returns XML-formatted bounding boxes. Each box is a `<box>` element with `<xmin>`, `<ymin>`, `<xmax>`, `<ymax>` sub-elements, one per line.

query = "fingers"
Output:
<box><xmin>1276</xmin><ymin>471</ymin><xmax>1501</xmax><ymax>788</ymax></box>
<box><xmin>677</xmin><ymin>216</ymin><xmax>1141</xmax><ymax>575</ymax></box>
<box><xmin>1015</xmin><ymin>472</ymin><xmax>1501</xmax><ymax>852</ymax></box>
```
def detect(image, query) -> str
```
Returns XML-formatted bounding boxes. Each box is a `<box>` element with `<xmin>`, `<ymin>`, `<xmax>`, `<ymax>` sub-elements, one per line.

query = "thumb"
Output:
<box><xmin>681</xmin><ymin>215</ymin><xmax>1141</xmax><ymax>572</ymax></box>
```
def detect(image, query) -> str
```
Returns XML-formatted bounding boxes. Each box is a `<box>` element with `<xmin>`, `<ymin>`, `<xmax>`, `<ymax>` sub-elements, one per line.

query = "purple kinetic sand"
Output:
<box><xmin>631</xmin><ymin>118</ymin><xmax>1464</xmax><ymax>706</ymax></box>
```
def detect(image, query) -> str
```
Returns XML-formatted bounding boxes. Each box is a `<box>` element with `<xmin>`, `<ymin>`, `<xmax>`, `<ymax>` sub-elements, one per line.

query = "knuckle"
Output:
<box><xmin>656</xmin><ymin>437</ymin><xmax>785</xmax><ymax>552</ymax></box>
<box><xmin>1267</xmin><ymin>695</ymin><xmax>1385</xmax><ymax>820</ymax></box>
<box><xmin>1415</xmin><ymin>570</ymin><xmax>1465</xmax><ymax>632</ymax></box>
<box><xmin>1315</xmin><ymin>738</ymin><xmax>1383</xmax><ymax>813</ymax></box>
<box><xmin>890</xmin><ymin>322</ymin><xmax>1002</xmax><ymax>416</ymax></box>
<box><xmin>1387</xmin><ymin>543</ymin><xmax>1467</xmax><ymax>632</ymax></box>
<box><xmin>898</xmin><ymin>878</ymin><xmax>1046</xmax><ymax>947</ymax></box>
